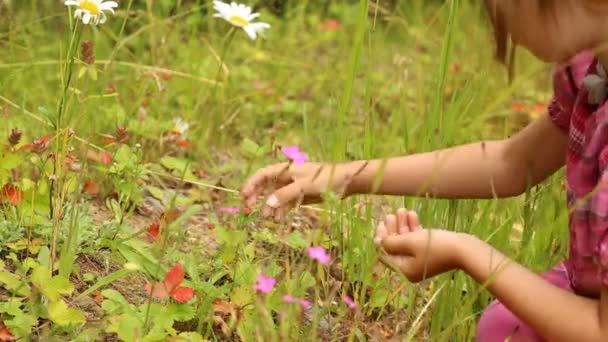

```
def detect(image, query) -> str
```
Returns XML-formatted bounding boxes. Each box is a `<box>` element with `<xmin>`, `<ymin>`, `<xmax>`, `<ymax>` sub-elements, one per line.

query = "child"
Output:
<box><xmin>241</xmin><ymin>1</ymin><xmax>608</xmax><ymax>340</ymax></box>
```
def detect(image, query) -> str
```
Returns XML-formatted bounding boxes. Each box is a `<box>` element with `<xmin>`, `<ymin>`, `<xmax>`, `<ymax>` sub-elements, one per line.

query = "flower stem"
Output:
<box><xmin>205</xmin><ymin>28</ymin><xmax>236</xmax><ymax>142</ymax></box>
<box><xmin>50</xmin><ymin>21</ymin><xmax>82</xmax><ymax>271</ymax></box>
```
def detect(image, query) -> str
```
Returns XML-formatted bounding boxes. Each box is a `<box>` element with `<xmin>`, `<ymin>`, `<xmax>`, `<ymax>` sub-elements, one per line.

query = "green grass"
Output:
<box><xmin>0</xmin><ymin>0</ymin><xmax>568</xmax><ymax>340</ymax></box>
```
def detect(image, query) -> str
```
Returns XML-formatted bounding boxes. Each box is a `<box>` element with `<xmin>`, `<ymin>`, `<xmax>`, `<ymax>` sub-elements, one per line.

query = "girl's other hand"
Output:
<box><xmin>375</xmin><ymin>208</ymin><xmax>467</xmax><ymax>282</ymax></box>
<box><xmin>241</xmin><ymin>162</ymin><xmax>361</xmax><ymax>220</ymax></box>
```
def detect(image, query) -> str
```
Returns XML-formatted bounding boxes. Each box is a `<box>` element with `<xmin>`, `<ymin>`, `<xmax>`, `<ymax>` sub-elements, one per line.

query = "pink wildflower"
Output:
<box><xmin>307</xmin><ymin>246</ymin><xmax>330</xmax><ymax>265</ymax></box>
<box><xmin>281</xmin><ymin>145</ymin><xmax>308</xmax><ymax>165</ymax></box>
<box><xmin>283</xmin><ymin>295</ymin><xmax>296</xmax><ymax>303</ymax></box>
<box><xmin>253</xmin><ymin>274</ymin><xmax>276</xmax><ymax>294</ymax></box>
<box><xmin>299</xmin><ymin>299</ymin><xmax>311</xmax><ymax>309</ymax></box>
<box><xmin>343</xmin><ymin>295</ymin><xmax>357</xmax><ymax>309</ymax></box>
<box><xmin>218</xmin><ymin>207</ymin><xmax>240</xmax><ymax>214</ymax></box>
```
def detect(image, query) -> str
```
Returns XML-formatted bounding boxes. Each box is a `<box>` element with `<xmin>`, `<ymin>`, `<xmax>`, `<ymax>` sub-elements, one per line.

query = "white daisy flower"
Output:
<box><xmin>64</xmin><ymin>0</ymin><xmax>118</xmax><ymax>26</ymax></box>
<box><xmin>213</xmin><ymin>1</ymin><xmax>270</xmax><ymax>40</ymax></box>
<box><xmin>173</xmin><ymin>118</ymin><xmax>190</xmax><ymax>136</ymax></box>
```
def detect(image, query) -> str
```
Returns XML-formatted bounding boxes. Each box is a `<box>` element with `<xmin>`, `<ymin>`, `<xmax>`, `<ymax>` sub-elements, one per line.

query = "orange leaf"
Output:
<box><xmin>511</xmin><ymin>102</ymin><xmax>528</xmax><ymax>113</ymax></box>
<box><xmin>176</xmin><ymin>138</ymin><xmax>192</xmax><ymax>150</ymax></box>
<box><xmin>160</xmin><ymin>209</ymin><xmax>180</xmax><ymax>226</ymax></box>
<box><xmin>0</xmin><ymin>322</ymin><xmax>14</xmax><ymax>342</ymax></box>
<box><xmin>320</xmin><ymin>18</ymin><xmax>340</xmax><ymax>31</ymax></box>
<box><xmin>146</xmin><ymin>222</ymin><xmax>162</xmax><ymax>242</ymax></box>
<box><xmin>83</xmin><ymin>179</ymin><xmax>100</xmax><ymax>196</ymax></box>
<box><xmin>164</xmin><ymin>264</ymin><xmax>185</xmax><ymax>292</ymax></box>
<box><xmin>171</xmin><ymin>286</ymin><xmax>195</xmax><ymax>303</ymax></box>
<box><xmin>86</xmin><ymin>150</ymin><xmax>113</xmax><ymax>165</ymax></box>
<box><xmin>0</xmin><ymin>184</ymin><xmax>24</xmax><ymax>206</ymax></box>
<box><xmin>145</xmin><ymin>282</ymin><xmax>169</xmax><ymax>299</ymax></box>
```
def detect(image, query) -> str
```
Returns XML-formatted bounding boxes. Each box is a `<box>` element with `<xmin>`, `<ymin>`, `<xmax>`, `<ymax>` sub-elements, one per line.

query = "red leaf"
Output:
<box><xmin>511</xmin><ymin>102</ymin><xmax>528</xmax><ymax>113</ymax></box>
<box><xmin>160</xmin><ymin>209</ymin><xmax>180</xmax><ymax>226</ymax></box>
<box><xmin>162</xmin><ymin>73</ymin><xmax>172</xmax><ymax>81</ymax></box>
<box><xmin>163</xmin><ymin>264</ymin><xmax>185</xmax><ymax>292</ymax></box>
<box><xmin>18</xmin><ymin>144</ymin><xmax>33</xmax><ymax>151</ymax></box>
<box><xmin>145</xmin><ymin>282</ymin><xmax>169</xmax><ymax>299</ymax></box>
<box><xmin>83</xmin><ymin>179</ymin><xmax>100</xmax><ymax>196</ymax></box>
<box><xmin>0</xmin><ymin>184</ymin><xmax>24</xmax><ymax>206</ymax></box>
<box><xmin>100</xmin><ymin>152</ymin><xmax>112</xmax><ymax>165</ymax></box>
<box><xmin>102</xmin><ymin>138</ymin><xmax>116</xmax><ymax>146</ymax></box>
<box><xmin>532</xmin><ymin>103</ymin><xmax>546</xmax><ymax>113</ymax></box>
<box><xmin>0</xmin><ymin>322</ymin><xmax>14</xmax><ymax>341</ymax></box>
<box><xmin>146</xmin><ymin>222</ymin><xmax>162</xmax><ymax>242</ymax></box>
<box><xmin>320</xmin><ymin>18</ymin><xmax>340</xmax><ymax>31</ymax></box>
<box><xmin>176</xmin><ymin>138</ymin><xmax>192</xmax><ymax>150</ymax></box>
<box><xmin>171</xmin><ymin>286</ymin><xmax>195</xmax><ymax>303</ymax></box>
<box><xmin>86</xmin><ymin>150</ymin><xmax>113</xmax><ymax>164</ymax></box>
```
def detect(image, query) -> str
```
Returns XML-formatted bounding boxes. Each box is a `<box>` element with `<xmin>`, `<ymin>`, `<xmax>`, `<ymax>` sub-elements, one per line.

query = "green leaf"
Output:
<box><xmin>0</xmin><ymin>153</ymin><xmax>23</xmax><ymax>170</ymax></box>
<box><xmin>0</xmin><ymin>270</ymin><xmax>30</xmax><ymax>297</ymax></box>
<box><xmin>241</xmin><ymin>138</ymin><xmax>264</xmax><ymax>157</ymax></box>
<box><xmin>101</xmin><ymin>289</ymin><xmax>133</xmax><ymax>315</ymax></box>
<box><xmin>37</xmin><ymin>106</ymin><xmax>55</xmax><ymax>126</ymax></box>
<box><xmin>0</xmin><ymin>298</ymin><xmax>23</xmax><ymax>316</ymax></box>
<box><xmin>5</xmin><ymin>313</ymin><xmax>37</xmax><ymax>338</ymax></box>
<box><xmin>146</xmin><ymin>186</ymin><xmax>164</xmax><ymax>201</ymax></box>
<box><xmin>285</xmin><ymin>231</ymin><xmax>308</xmax><ymax>249</ymax></box>
<box><xmin>167</xmin><ymin>303</ymin><xmax>195</xmax><ymax>321</ymax></box>
<box><xmin>37</xmin><ymin>246</ymin><xmax>51</xmax><ymax>269</ymax></box>
<box><xmin>369</xmin><ymin>286</ymin><xmax>390</xmax><ymax>308</ymax></box>
<box><xmin>160</xmin><ymin>156</ymin><xmax>190</xmax><ymax>172</ymax></box>
<box><xmin>176</xmin><ymin>332</ymin><xmax>204</xmax><ymax>341</ymax></box>
<box><xmin>215</xmin><ymin>226</ymin><xmax>247</xmax><ymax>247</ymax></box>
<box><xmin>108</xmin><ymin>314</ymin><xmax>143</xmax><ymax>341</ymax></box>
<box><xmin>32</xmin><ymin>266</ymin><xmax>73</xmax><ymax>301</ymax></box>
<box><xmin>48</xmin><ymin>300</ymin><xmax>86</xmax><ymax>327</ymax></box>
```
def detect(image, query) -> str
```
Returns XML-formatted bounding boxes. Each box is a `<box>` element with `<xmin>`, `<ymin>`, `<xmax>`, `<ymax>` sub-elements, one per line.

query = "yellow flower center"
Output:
<box><xmin>228</xmin><ymin>15</ymin><xmax>248</xmax><ymax>27</ymax></box>
<box><xmin>80</xmin><ymin>1</ymin><xmax>100</xmax><ymax>15</ymax></box>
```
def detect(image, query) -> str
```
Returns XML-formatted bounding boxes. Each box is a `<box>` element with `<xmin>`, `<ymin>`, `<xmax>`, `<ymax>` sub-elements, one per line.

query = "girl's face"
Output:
<box><xmin>486</xmin><ymin>0</ymin><xmax>605</xmax><ymax>63</ymax></box>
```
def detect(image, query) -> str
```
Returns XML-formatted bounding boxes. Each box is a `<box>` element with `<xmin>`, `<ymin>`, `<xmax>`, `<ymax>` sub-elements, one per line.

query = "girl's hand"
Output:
<box><xmin>241</xmin><ymin>162</ymin><xmax>364</xmax><ymax>220</ymax></box>
<box><xmin>375</xmin><ymin>208</ymin><xmax>467</xmax><ymax>282</ymax></box>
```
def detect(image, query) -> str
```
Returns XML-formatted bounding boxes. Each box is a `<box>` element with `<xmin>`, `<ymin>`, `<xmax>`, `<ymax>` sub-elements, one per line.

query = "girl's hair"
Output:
<box><xmin>486</xmin><ymin>0</ymin><xmax>553</xmax><ymax>78</ymax></box>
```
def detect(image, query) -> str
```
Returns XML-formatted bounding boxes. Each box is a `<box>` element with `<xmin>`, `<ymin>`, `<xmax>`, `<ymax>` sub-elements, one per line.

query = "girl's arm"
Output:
<box><xmin>348</xmin><ymin>114</ymin><xmax>567</xmax><ymax>199</ymax></box>
<box><xmin>459</xmin><ymin>235</ymin><xmax>608</xmax><ymax>342</ymax></box>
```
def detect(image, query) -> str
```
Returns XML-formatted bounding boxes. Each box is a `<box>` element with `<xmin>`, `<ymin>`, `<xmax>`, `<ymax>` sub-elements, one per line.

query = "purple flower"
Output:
<box><xmin>299</xmin><ymin>299</ymin><xmax>311</xmax><ymax>309</ymax></box>
<box><xmin>281</xmin><ymin>145</ymin><xmax>308</xmax><ymax>165</ymax></box>
<box><xmin>218</xmin><ymin>207</ymin><xmax>240</xmax><ymax>214</ymax></box>
<box><xmin>343</xmin><ymin>295</ymin><xmax>357</xmax><ymax>309</ymax></box>
<box><xmin>253</xmin><ymin>274</ymin><xmax>276</xmax><ymax>294</ymax></box>
<box><xmin>283</xmin><ymin>294</ymin><xmax>311</xmax><ymax>309</ymax></box>
<box><xmin>307</xmin><ymin>246</ymin><xmax>330</xmax><ymax>265</ymax></box>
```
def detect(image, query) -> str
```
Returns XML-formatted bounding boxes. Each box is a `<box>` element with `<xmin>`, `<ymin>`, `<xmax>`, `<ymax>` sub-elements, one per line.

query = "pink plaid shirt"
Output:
<box><xmin>549</xmin><ymin>52</ymin><xmax>608</xmax><ymax>297</ymax></box>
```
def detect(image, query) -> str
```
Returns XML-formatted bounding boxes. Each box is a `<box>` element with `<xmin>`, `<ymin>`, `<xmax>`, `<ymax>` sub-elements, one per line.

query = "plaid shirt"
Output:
<box><xmin>549</xmin><ymin>52</ymin><xmax>608</xmax><ymax>296</ymax></box>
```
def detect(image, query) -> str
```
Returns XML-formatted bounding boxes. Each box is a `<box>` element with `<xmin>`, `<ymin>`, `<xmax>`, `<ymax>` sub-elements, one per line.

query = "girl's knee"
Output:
<box><xmin>476</xmin><ymin>301</ymin><xmax>543</xmax><ymax>342</ymax></box>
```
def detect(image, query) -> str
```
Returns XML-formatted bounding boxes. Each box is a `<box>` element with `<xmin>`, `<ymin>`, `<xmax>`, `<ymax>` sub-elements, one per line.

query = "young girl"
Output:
<box><xmin>241</xmin><ymin>1</ymin><xmax>608</xmax><ymax>340</ymax></box>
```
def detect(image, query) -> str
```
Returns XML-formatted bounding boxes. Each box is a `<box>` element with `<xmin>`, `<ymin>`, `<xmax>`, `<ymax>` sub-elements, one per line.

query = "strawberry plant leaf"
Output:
<box><xmin>48</xmin><ymin>300</ymin><xmax>85</xmax><ymax>327</ymax></box>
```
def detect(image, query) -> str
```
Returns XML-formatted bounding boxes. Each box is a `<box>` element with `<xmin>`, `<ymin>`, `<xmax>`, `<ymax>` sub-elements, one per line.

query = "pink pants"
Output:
<box><xmin>476</xmin><ymin>264</ymin><xmax>572</xmax><ymax>342</ymax></box>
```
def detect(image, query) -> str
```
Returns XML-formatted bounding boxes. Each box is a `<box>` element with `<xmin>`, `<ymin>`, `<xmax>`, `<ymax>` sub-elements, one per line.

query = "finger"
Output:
<box><xmin>378</xmin><ymin>253</ymin><xmax>402</xmax><ymax>273</ymax></box>
<box><xmin>381</xmin><ymin>235</ymin><xmax>412</xmax><ymax>255</ymax></box>
<box><xmin>397</xmin><ymin>208</ymin><xmax>409</xmax><ymax>234</ymax></box>
<box><xmin>241</xmin><ymin>164</ymin><xmax>290</xmax><ymax>203</ymax></box>
<box><xmin>407</xmin><ymin>211</ymin><xmax>422</xmax><ymax>231</ymax></box>
<box><xmin>385</xmin><ymin>214</ymin><xmax>397</xmax><ymax>236</ymax></box>
<box><xmin>375</xmin><ymin>222</ymin><xmax>389</xmax><ymax>245</ymax></box>
<box><xmin>263</xmin><ymin>179</ymin><xmax>307</xmax><ymax>217</ymax></box>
